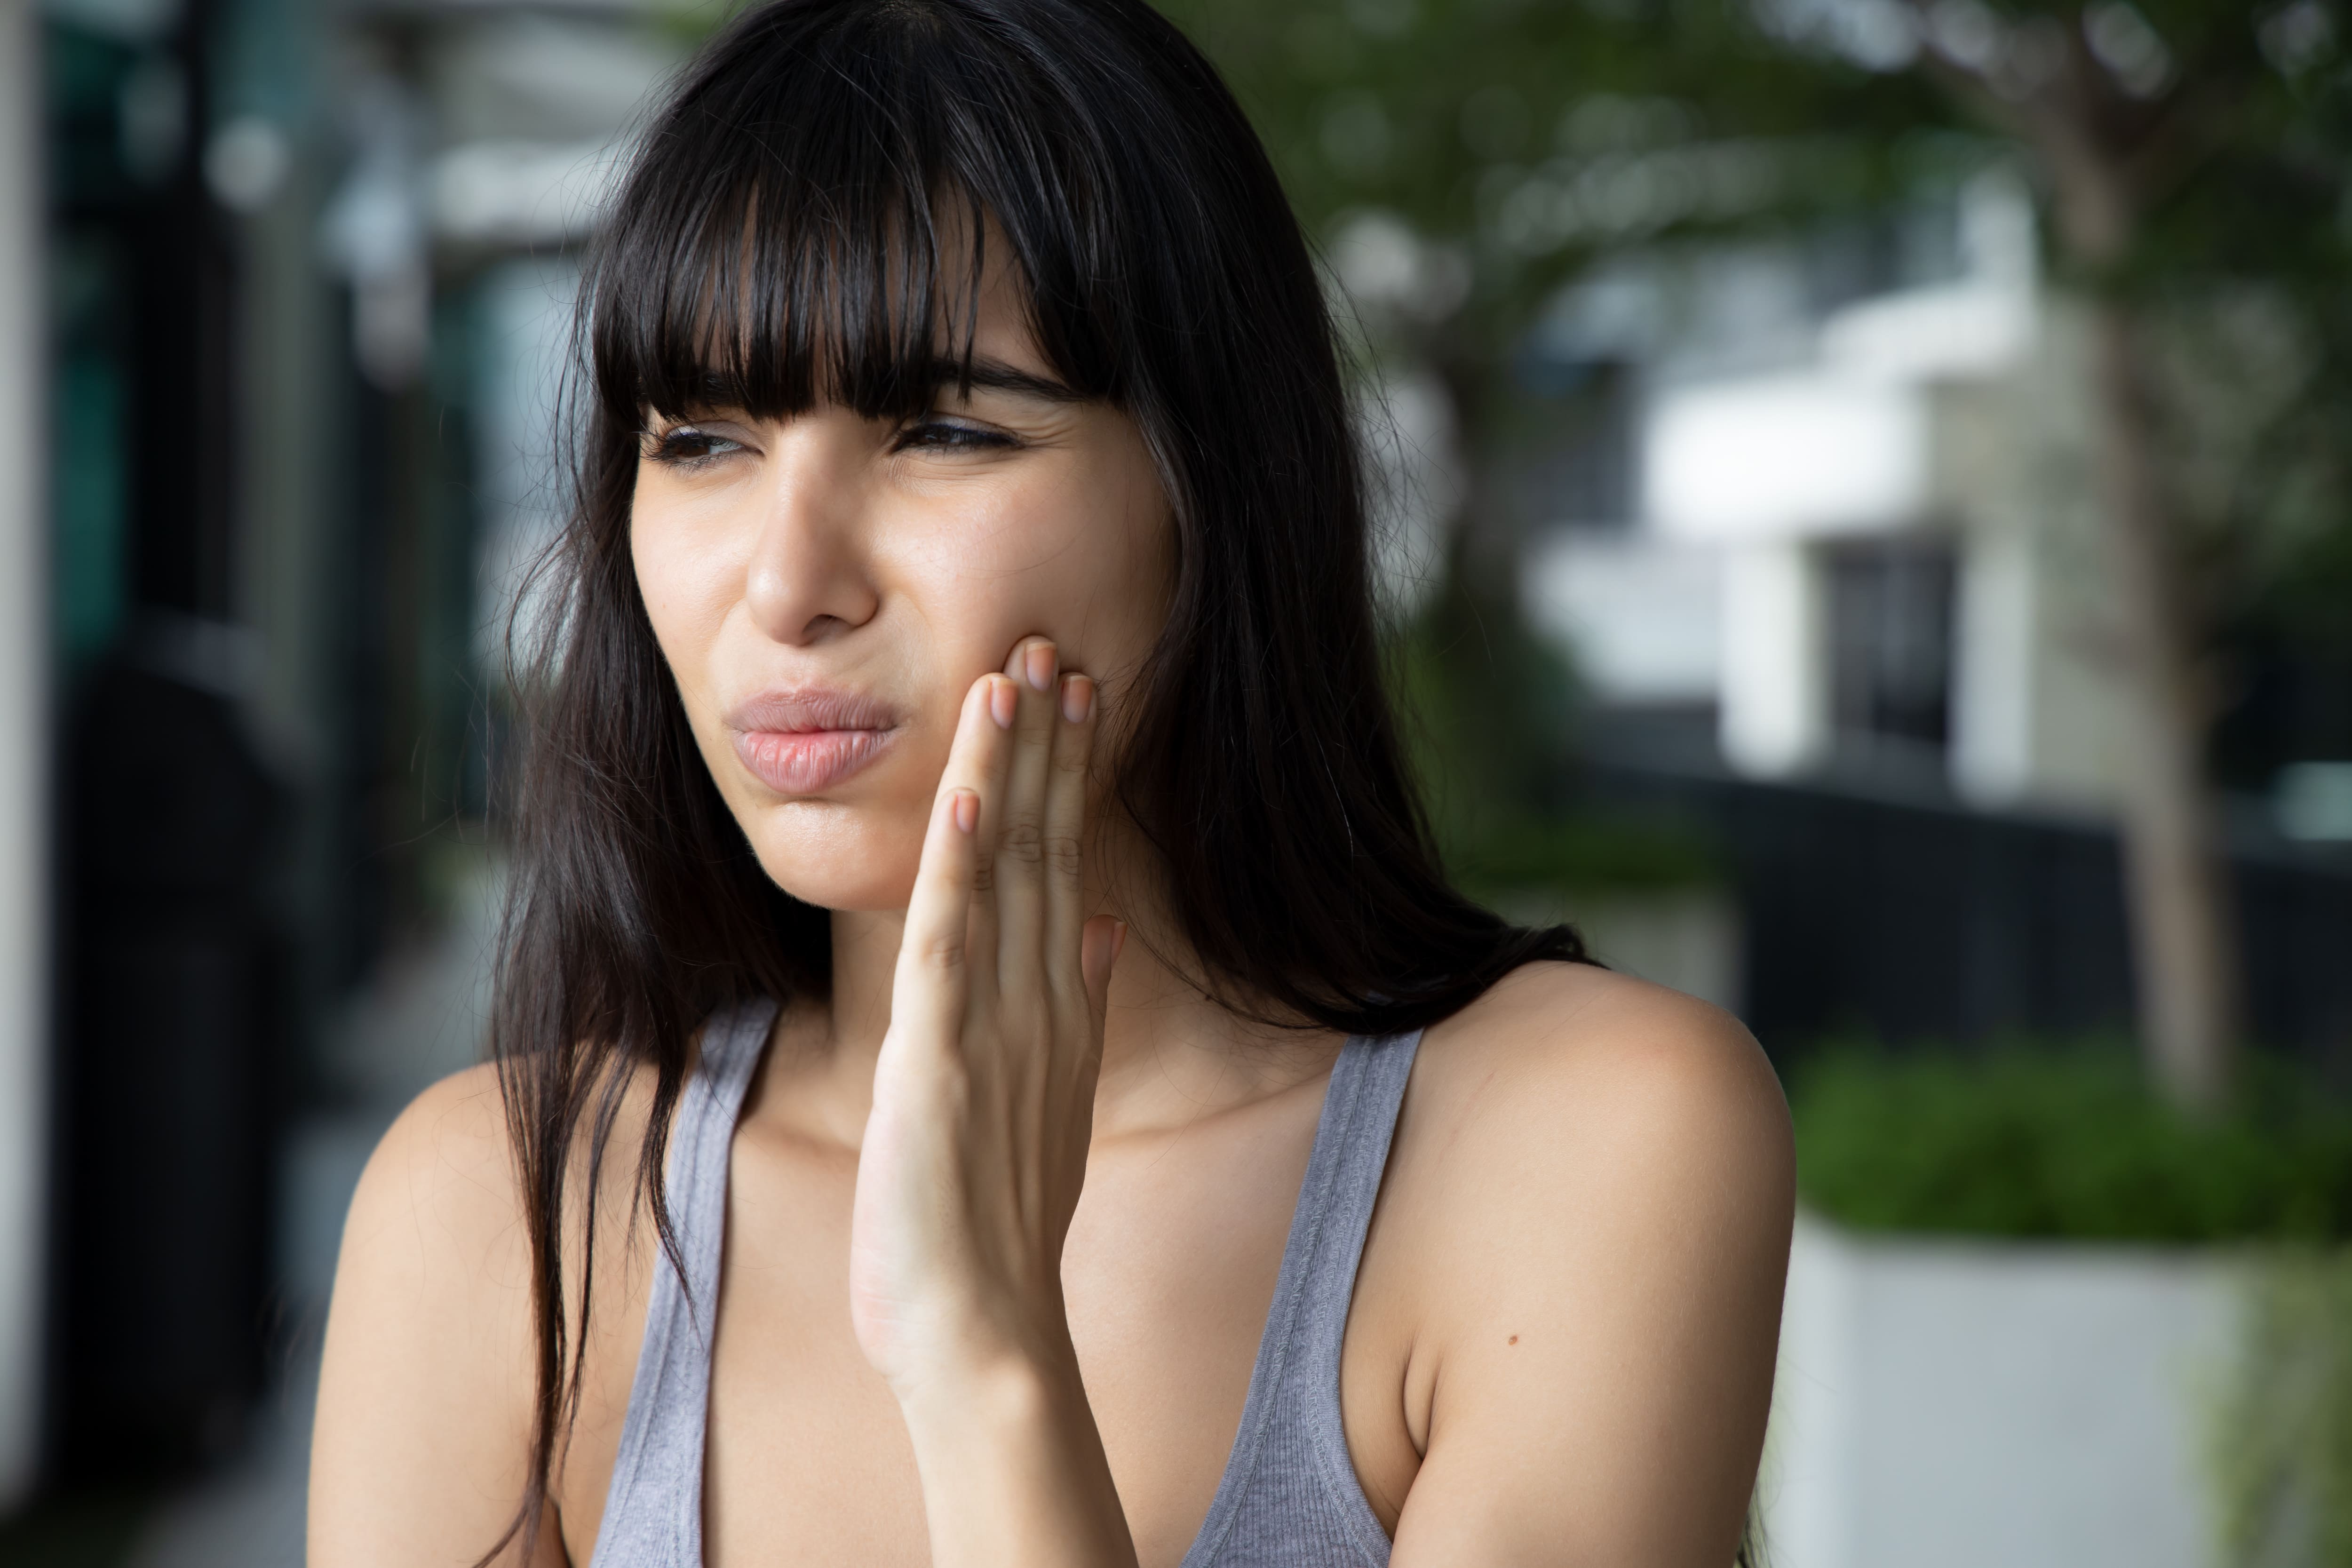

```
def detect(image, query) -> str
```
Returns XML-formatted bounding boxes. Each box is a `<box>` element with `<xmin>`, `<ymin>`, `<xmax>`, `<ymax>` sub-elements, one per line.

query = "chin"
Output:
<box><xmin>745</xmin><ymin>801</ymin><xmax>922</xmax><ymax>913</ymax></box>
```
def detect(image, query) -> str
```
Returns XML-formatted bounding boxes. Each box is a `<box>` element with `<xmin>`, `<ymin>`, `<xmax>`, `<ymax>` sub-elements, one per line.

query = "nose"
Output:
<box><xmin>742</xmin><ymin>418</ymin><xmax>881</xmax><ymax>646</ymax></box>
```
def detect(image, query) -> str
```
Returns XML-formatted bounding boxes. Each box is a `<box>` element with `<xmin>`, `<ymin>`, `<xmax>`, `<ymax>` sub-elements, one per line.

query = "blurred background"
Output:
<box><xmin>1</xmin><ymin>0</ymin><xmax>2351</xmax><ymax>1563</ymax></box>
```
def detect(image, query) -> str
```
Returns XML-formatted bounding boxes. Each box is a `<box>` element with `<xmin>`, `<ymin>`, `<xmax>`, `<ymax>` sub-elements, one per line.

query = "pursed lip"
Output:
<box><xmin>724</xmin><ymin>688</ymin><xmax>902</xmax><ymax>795</ymax></box>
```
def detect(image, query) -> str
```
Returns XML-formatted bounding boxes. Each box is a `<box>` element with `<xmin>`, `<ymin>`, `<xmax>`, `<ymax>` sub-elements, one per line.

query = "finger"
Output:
<box><xmin>1042</xmin><ymin>671</ymin><xmax>1097</xmax><ymax>1000</ymax></box>
<box><xmin>917</xmin><ymin>668</ymin><xmax>1021</xmax><ymax>1011</ymax></box>
<box><xmin>1080</xmin><ymin>915</ymin><xmax>1125</xmax><ymax>1052</ymax></box>
<box><xmin>890</xmin><ymin>775</ymin><xmax>982</xmax><ymax>1054</ymax></box>
<box><xmin>954</xmin><ymin>670</ymin><xmax>1019</xmax><ymax>1010</ymax></box>
<box><xmin>993</xmin><ymin>637</ymin><xmax>1059</xmax><ymax>998</ymax></box>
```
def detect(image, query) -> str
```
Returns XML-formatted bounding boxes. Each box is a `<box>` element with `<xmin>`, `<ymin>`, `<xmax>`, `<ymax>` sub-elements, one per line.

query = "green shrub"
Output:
<box><xmin>2209</xmin><ymin>1249</ymin><xmax>2352</xmax><ymax>1568</ymax></box>
<box><xmin>1791</xmin><ymin>1045</ymin><xmax>2352</xmax><ymax>1243</ymax></box>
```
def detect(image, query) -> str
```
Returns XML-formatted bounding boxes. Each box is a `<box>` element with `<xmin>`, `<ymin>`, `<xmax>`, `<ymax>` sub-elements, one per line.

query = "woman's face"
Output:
<box><xmin>630</xmin><ymin>254</ymin><xmax>1173</xmax><ymax>912</ymax></box>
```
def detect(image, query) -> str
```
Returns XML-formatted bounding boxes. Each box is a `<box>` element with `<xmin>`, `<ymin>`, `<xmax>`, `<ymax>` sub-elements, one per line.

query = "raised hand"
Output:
<box><xmin>849</xmin><ymin>635</ymin><xmax>1125</xmax><ymax>1415</ymax></box>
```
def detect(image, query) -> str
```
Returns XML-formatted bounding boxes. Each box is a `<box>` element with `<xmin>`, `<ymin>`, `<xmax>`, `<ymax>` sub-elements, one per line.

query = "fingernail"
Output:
<box><xmin>1024</xmin><ymin>641</ymin><xmax>1057</xmax><ymax>693</ymax></box>
<box><xmin>988</xmin><ymin>676</ymin><xmax>1017</xmax><ymax>730</ymax></box>
<box><xmin>1061</xmin><ymin>674</ymin><xmax>1094</xmax><ymax>725</ymax></box>
<box><xmin>1110</xmin><ymin>920</ymin><xmax>1128</xmax><ymax>965</ymax></box>
<box><xmin>952</xmin><ymin>789</ymin><xmax>979</xmax><ymax>834</ymax></box>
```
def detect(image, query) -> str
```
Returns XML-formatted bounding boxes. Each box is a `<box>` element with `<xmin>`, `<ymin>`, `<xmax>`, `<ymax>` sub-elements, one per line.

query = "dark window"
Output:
<box><xmin>1828</xmin><ymin>539</ymin><xmax>1956</xmax><ymax>753</ymax></box>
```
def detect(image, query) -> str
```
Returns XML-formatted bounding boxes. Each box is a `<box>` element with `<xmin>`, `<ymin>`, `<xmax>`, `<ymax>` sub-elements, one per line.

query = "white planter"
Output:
<box><xmin>1763</xmin><ymin>1212</ymin><xmax>2243</xmax><ymax>1568</ymax></box>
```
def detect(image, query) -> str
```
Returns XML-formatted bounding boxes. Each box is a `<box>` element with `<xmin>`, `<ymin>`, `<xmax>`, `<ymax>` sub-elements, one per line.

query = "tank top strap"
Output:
<box><xmin>1181</xmin><ymin>1027</ymin><xmax>1423</xmax><ymax>1568</ymax></box>
<box><xmin>588</xmin><ymin>995</ymin><xmax>779</xmax><ymax>1568</ymax></box>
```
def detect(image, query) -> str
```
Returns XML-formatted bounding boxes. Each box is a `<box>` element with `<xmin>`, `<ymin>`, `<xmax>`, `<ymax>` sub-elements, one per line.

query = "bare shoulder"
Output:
<box><xmin>342</xmin><ymin>1061</ymin><xmax>526</xmax><ymax>1276</ymax></box>
<box><xmin>331</xmin><ymin>1051</ymin><xmax>661</xmax><ymax>1305</ymax></box>
<box><xmin>1379</xmin><ymin>955</ymin><xmax>1795</xmax><ymax>1338</ymax></box>
<box><xmin>1407</xmin><ymin>959</ymin><xmax>1794</xmax><ymax>1194</ymax></box>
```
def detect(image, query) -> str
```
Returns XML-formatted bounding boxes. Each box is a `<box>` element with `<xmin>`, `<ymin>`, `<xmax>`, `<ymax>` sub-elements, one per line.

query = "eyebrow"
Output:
<box><xmin>674</xmin><ymin>356</ymin><xmax>1083</xmax><ymax>414</ymax></box>
<box><xmin>930</xmin><ymin>356</ymin><xmax>1084</xmax><ymax>405</ymax></box>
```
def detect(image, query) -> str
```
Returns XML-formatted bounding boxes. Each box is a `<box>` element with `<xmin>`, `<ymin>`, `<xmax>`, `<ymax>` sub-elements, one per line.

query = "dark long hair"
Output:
<box><xmin>490</xmin><ymin>0</ymin><xmax>1589</xmax><ymax>1553</ymax></box>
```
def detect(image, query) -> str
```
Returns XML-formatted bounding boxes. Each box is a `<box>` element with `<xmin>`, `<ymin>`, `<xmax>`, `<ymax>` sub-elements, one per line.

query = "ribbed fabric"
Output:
<box><xmin>588</xmin><ymin>1011</ymin><xmax>1421</xmax><ymax>1568</ymax></box>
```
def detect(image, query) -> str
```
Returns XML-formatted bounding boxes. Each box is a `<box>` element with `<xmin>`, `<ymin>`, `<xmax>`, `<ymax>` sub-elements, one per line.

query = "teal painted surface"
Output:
<box><xmin>44</xmin><ymin>23</ymin><xmax>140</xmax><ymax>673</ymax></box>
<box><xmin>51</xmin><ymin>345</ymin><xmax>127</xmax><ymax>665</ymax></box>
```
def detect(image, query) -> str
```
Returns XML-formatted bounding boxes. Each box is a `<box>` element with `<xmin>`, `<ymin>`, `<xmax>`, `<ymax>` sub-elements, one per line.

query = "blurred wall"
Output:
<box><xmin>21</xmin><ymin>0</ymin><xmax>673</xmax><ymax>1496</ymax></box>
<box><xmin>0</xmin><ymin>0</ymin><xmax>51</xmax><ymax>1512</ymax></box>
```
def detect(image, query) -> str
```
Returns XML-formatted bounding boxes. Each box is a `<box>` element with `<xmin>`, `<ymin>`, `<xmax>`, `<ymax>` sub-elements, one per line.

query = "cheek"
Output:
<box><xmin>892</xmin><ymin>457</ymin><xmax>1170</xmax><ymax>681</ymax></box>
<box><xmin>631</xmin><ymin>485</ymin><xmax>746</xmax><ymax>692</ymax></box>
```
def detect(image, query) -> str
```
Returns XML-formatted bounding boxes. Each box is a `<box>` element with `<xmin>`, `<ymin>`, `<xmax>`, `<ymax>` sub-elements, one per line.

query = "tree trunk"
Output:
<box><xmin>2022</xmin><ymin>39</ymin><xmax>2244</xmax><ymax>1112</ymax></box>
<box><xmin>2083</xmin><ymin>297</ymin><xmax>2241</xmax><ymax>1112</ymax></box>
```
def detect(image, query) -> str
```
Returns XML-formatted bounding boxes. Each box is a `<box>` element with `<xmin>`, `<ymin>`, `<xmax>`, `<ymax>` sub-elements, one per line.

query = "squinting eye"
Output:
<box><xmin>644</xmin><ymin>427</ymin><xmax>745</xmax><ymax>468</ymax></box>
<box><xmin>896</xmin><ymin>419</ymin><xmax>1019</xmax><ymax>454</ymax></box>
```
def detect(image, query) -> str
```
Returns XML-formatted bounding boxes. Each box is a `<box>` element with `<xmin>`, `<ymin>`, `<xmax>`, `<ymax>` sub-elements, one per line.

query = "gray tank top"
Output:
<box><xmin>589</xmin><ymin>998</ymin><xmax>1421</xmax><ymax>1568</ymax></box>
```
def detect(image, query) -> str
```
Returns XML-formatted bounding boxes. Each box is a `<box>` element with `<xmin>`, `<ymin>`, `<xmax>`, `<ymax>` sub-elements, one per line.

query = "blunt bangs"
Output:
<box><xmin>589</xmin><ymin>1</ymin><xmax>1123</xmax><ymax>430</ymax></box>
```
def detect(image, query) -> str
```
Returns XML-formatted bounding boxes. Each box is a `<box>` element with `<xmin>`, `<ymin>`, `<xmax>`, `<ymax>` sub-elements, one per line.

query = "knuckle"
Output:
<box><xmin>1000</xmin><ymin>815</ymin><xmax>1045</xmax><ymax>865</ymax></box>
<box><xmin>1044</xmin><ymin>833</ymin><xmax>1084</xmax><ymax>880</ymax></box>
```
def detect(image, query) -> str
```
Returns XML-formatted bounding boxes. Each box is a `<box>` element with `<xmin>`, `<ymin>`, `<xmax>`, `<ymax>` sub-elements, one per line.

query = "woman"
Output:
<box><xmin>309</xmin><ymin>0</ymin><xmax>1794</xmax><ymax>1563</ymax></box>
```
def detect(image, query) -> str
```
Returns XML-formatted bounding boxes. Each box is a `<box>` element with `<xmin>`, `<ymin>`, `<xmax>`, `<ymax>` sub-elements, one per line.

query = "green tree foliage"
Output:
<box><xmin>1158</xmin><ymin>0</ymin><xmax>1944</xmax><ymax>349</ymax></box>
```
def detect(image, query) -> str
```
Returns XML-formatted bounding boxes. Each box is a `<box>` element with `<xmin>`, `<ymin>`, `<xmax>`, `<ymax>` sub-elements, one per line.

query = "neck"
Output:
<box><xmin>784</xmin><ymin>865</ymin><xmax>1339</xmax><ymax>1147</ymax></box>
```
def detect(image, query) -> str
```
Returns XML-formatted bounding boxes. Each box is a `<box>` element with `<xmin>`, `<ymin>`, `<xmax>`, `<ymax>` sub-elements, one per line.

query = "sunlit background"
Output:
<box><xmin>2</xmin><ymin>0</ymin><xmax>2351</xmax><ymax>1563</ymax></box>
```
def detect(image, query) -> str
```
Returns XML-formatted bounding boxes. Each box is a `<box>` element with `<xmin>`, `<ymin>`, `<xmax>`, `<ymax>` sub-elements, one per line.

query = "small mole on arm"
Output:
<box><xmin>1508</xmin><ymin>1335</ymin><xmax>1519</xmax><ymax>1345</ymax></box>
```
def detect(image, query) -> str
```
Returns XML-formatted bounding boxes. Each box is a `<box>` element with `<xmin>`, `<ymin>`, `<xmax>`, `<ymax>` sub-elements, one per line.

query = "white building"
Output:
<box><xmin>1525</xmin><ymin>173</ymin><xmax>2138</xmax><ymax>818</ymax></box>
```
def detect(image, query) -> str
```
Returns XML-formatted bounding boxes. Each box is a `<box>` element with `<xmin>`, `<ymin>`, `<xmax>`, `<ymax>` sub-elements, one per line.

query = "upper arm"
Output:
<box><xmin>309</xmin><ymin>1064</ymin><xmax>561</xmax><ymax>1568</ymax></box>
<box><xmin>1390</xmin><ymin>967</ymin><xmax>1795</xmax><ymax>1568</ymax></box>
